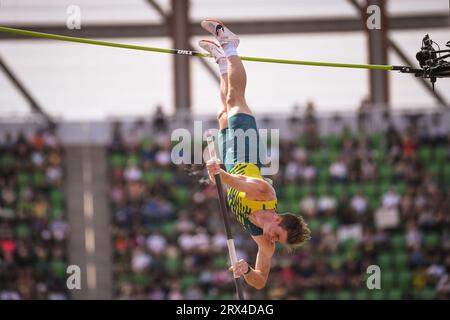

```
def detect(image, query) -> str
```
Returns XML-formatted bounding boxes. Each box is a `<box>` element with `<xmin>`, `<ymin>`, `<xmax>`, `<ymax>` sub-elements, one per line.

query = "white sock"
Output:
<box><xmin>222</xmin><ymin>42</ymin><xmax>238</xmax><ymax>58</ymax></box>
<box><xmin>218</xmin><ymin>58</ymin><xmax>228</xmax><ymax>75</ymax></box>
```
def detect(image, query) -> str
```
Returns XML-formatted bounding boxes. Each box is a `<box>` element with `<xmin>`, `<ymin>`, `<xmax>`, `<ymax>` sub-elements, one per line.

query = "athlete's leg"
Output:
<box><xmin>199</xmin><ymin>40</ymin><xmax>231</xmax><ymax>167</ymax></box>
<box><xmin>201</xmin><ymin>19</ymin><xmax>253</xmax><ymax>117</ymax></box>
<box><xmin>199</xmin><ymin>40</ymin><xmax>229</xmax><ymax>130</ymax></box>
<box><xmin>218</xmin><ymin>73</ymin><xmax>228</xmax><ymax>130</ymax></box>
<box><xmin>217</xmin><ymin>73</ymin><xmax>232</xmax><ymax>168</ymax></box>
<box><xmin>225</xmin><ymin>54</ymin><xmax>252</xmax><ymax>116</ymax></box>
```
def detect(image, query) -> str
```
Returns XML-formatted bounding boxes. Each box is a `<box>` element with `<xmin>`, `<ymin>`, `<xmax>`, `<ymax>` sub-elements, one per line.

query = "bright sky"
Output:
<box><xmin>0</xmin><ymin>0</ymin><xmax>449</xmax><ymax>120</ymax></box>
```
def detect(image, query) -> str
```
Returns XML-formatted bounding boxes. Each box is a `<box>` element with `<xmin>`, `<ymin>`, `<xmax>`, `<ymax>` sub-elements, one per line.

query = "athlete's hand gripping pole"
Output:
<box><xmin>206</xmin><ymin>130</ymin><xmax>245</xmax><ymax>300</ymax></box>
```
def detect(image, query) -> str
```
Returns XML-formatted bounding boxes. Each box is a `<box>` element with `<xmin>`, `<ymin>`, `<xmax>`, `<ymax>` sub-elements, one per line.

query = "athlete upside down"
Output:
<box><xmin>199</xmin><ymin>19</ymin><xmax>311</xmax><ymax>290</ymax></box>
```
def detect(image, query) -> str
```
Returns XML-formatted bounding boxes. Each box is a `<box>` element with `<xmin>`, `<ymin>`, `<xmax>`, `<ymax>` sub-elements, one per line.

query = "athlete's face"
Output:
<box><xmin>263</xmin><ymin>217</ymin><xmax>288</xmax><ymax>244</ymax></box>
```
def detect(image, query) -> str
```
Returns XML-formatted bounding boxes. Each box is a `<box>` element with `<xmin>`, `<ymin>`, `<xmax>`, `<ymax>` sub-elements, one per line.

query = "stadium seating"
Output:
<box><xmin>108</xmin><ymin>116</ymin><xmax>449</xmax><ymax>300</ymax></box>
<box><xmin>0</xmin><ymin>129</ymin><xmax>69</xmax><ymax>299</ymax></box>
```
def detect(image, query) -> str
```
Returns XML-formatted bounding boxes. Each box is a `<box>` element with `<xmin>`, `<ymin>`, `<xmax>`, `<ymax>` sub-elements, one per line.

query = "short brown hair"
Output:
<box><xmin>279</xmin><ymin>213</ymin><xmax>311</xmax><ymax>245</ymax></box>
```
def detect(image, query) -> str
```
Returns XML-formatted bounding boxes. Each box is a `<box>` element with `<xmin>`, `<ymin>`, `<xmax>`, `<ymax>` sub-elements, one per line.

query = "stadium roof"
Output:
<box><xmin>0</xmin><ymin>0</ymin><xmax>449</xmax><ymax>120</ymax></box>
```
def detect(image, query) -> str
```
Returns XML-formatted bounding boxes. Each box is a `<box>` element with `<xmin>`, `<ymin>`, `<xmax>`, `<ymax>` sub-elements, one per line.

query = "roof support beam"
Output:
<box><xmin>365</xmin><ymin>0</ymin><xmax>390</xmax><ymax>108</ymax></box>
<box><xmin>0</xmin><ymin>55</ymin><xmax>53</xmax><ymax>122</ymax></box>
<box><xmin>145</xmin><ymin>0</ymin><xmax>220</xmax><ymax>84</ymax></box>
<box><xmin>1</xmin><ymin>14</ymin><xmax>447</xmax><ymax>40</ymax></box>
<box><xmin>171</xmin><ymin>0</ymin><xmax>191</xmax><ymax>111</ymax></box>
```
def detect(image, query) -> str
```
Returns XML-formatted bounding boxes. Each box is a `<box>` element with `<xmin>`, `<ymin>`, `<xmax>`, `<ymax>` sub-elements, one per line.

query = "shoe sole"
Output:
<box><xmin>202</xmin><ymin>18</ymin><xmax>229</xmax><ymax>36</ymax></box>
<box><xmin>204</xmin><ymin>18</ymin><xmax>225</xmax><ymax>24</ymax></box>
<box><xmin>199</xmin><ymin>40</ymin><xmax>224</xmax><ymax>62</ymax></box>
<box><xmin>199</xmin><ymin>39</ymin><xmax>221</xmax><ymax>50</ymax></box>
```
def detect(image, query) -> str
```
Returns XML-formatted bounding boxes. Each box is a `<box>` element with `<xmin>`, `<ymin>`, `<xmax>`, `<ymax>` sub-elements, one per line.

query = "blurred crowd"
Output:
<box><xmin>0</xmin><ymin>126</ymin><xmax>69</xmax><ymax>299</ymax></box>
<box><xmin>109</xmin><ymin>106</ymin><xmax>450</xmax><ymax>300</ymax></box>
<box><xmin>1</xmin><ymin>104</ymin><xmax>448</xmax><ymax>300</ymax></box>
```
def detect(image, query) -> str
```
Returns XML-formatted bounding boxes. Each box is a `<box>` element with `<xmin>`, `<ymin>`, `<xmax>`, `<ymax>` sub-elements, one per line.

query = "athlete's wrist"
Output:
<box><xmin>220</xmin><ymin>170</ymin><xmax>231</xmax><ymax>182</ymax></box>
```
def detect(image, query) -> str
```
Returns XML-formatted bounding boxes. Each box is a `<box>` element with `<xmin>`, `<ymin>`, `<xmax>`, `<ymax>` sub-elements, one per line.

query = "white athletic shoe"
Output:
<box><xmin>200</xmin><ymin>18</ymin><xmax>240</xmax><ymax>48</ymax></box>
<box><xmin>198</xmin><ymin>40</ymin><xmax>225</xmax><ymax>63</ymax></box>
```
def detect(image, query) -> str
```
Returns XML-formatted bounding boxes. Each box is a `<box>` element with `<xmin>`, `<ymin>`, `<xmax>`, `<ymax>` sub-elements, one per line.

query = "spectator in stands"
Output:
<box><xmin>110</xmin><ymin>121</ymin><xmax>124</xmax><ymax>153</ymax></box>
<box><xmin>286</xmin><ymin>104</ymin><xmax>302</xmax><ymax>143</ymax></box>
<box><xmin>382</xmin><ymin>188</ymin><xmax>401</xmax><ymax>209</ymax></box>
<box><xmin>152</xmin><ymin>105</ymin><xmax>168</xmax><ymax>133</ymax></box>
<box><xmin>357</xmin><ymin>97</ymin><xmax>371</xmax><ymax>132</ymax></box>
<box><xmin>350</xmin><ymin>192</ymin><xmax>368</xmax><ymax>216</ymax></box>
<box><xmin>402</xmin><ymin>133</ymin><xmax>417</xmax><ymax>159</ymax></box>
<box><xmin>329</xmin><ymin>156</ymin><xmax>348</xmax><ymax>183</ymax></box>
<box><xmin>428</xmin><ymin>114</ymin><xmax>447</xmax><ymax>145</ymax></box>
<box><xmin>303</xmin><ymin>101</ymin><xmax>320</xmax><ymax>150</ymax></box>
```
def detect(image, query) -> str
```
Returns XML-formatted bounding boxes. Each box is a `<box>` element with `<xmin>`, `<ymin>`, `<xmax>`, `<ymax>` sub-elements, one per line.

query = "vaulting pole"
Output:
<box><xmin>206</xmin><ymin>132</ymin><xmax>245</xmax><ymax>300</ymax></box>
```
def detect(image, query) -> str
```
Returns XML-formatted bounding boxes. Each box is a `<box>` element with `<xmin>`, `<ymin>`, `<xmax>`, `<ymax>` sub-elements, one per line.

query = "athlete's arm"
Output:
<box><xmin>206</xmin><ymin>161</ymin><xmax>271</xmax><ymax>198</ymax></box>
<box><xmin>230</xmin><ymin>238</ymin><xmax>275</xmax><ymax>289</ymax></box>
<box><xmin>245</xmin><ymin>247</ymin><xmax>272</xmax><ymax>289</ymax></box>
